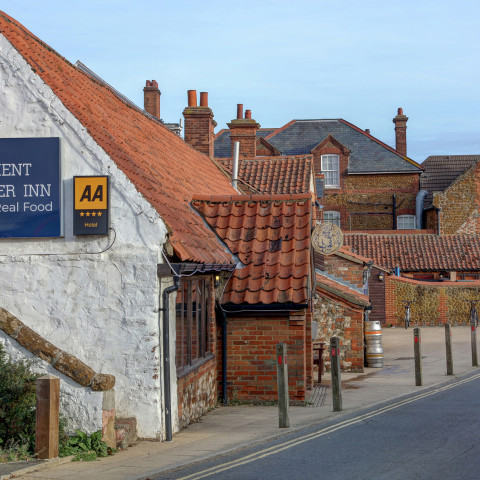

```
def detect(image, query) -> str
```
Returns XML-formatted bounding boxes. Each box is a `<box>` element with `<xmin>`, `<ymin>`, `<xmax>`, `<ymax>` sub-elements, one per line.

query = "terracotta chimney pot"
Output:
<box><xmin>237</xmin><ymin>104</ymin><xmax>243</xmax><ymax>120</ymax></box>
<box><xmin>200</xmin><ymin>92</ymin><xmax>208</xmax><ymax>107</ymax></box>
<box><xmin>245</xmin><ymin>110</ymin><xmax>252</xmax><ymax>119</ymax></box>
<box><xmin>187</xmin><ymin>90</ymin><xmax>197</xmax><ymax>107</ymax></box>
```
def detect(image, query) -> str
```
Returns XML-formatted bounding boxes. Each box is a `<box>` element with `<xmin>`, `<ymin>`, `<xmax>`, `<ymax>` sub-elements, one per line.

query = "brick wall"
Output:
<box><xmin>313</xmin><ymin>296</ymin><xmax>364</xmax><ymax>372</ymax></box>
<box><xmin>217</xmin><ymin>310</ymin><xmax>312</xmax><ymax>404</ymax></box>
<box><xmin>322</xmin><ymin>254</ymin><xmax>366</xmax><ymax>290</ymax></box>
<box><xmin>385</xmin><ymin>275</ymin><xmax>480</xmax><ymax>326</ymax></box>
<box><xmin>228</xmin><ymin>119</ymin><xmax>260</xmax><ymax>158</ymax></box>
<box><xmin>183</xmin><ymin>107</ymin><xmax>215</xmax><ymax>157</ymax></box>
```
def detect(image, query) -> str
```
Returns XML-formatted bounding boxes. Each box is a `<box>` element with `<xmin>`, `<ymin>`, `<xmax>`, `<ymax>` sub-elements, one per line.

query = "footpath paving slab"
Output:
<box><xmin>6</xmin><ymin>326</ymin><xmax>478</xmax><ymax>480</ymax></box>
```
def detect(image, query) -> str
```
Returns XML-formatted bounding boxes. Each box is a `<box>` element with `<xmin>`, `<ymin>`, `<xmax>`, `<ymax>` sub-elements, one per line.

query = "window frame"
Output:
<box><xmin>175</xmin><ymin>276</ymin><xmax>211</xmax><ymax>376</ymax></box>
<box><xmin>324</xmin><ymin>210</ymin><xmax>341</xmax><ymax>227</ymax></box>
<box><xmin>397</xmin><ymin>214</ymin><xmax>416</xmax><ymax>230</ymax></box>
<box><xmin>321</xmin><ymin>154</ymin><xmax>340</xmax><ymax>188</ymax></box>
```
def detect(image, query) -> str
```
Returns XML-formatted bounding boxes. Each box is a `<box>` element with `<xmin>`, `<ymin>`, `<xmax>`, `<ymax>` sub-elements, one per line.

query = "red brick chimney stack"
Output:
<box><xmin>183</xmin><ymin>90</ymin><xmax>216</xmax><ymax>157</ymax></box>
<box><xmin>143</xmin><ymin>80</ymin><xmax>161</xmax><ymax>119</ymax></box>
<box><xmin>393</xmin><ymin>107</ymin><xmax>408</xmax><ymax>156</ymax></box>
<box><xmin>228</xmin><ymin>105</ymin><xmax>260</xmax><ymax>158</ymax></box>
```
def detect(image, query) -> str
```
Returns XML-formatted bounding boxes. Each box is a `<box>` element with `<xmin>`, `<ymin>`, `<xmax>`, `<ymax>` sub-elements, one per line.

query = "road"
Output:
<box><xmin>153</xmin><ymin>372</ymin><xmax>480</xmax><ymax>480</ymax></box>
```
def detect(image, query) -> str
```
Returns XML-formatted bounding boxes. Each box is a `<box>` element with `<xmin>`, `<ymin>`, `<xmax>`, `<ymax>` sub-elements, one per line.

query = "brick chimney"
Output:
<box><xmin>182</xmin><ymin>90</ymin><xmax>216</xmax><ymax>157</ymax></box>
<box><xmin>144</xmin><ymin>80</ymin><xmax>161</xmax><ymax>119</ymax></box>
<box><xmin>227</xmin><ymin>105</ymin><xmax>260</xmax><ymax>158</ymax></box>
<box><xmin>393</xmin><ymin>107</ymin><xmax>408</xmax><ymax>156</ymax></box>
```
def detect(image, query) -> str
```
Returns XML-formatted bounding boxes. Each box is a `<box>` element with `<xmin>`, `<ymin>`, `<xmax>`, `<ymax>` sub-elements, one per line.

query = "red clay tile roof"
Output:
<box><xmin>344</xmin><ymin>233</ymin><xmax>480</xmax><ymax>272</ymax></box>
<box><xmin>0</xmin><ymin>12</ymin><xmax>237</xmax><ymax>264</ymax></box>
<box><xmin>316</xmin><ymin>273</ymin><xmax>370</xmax><ymax>308</ymax></box>
<box><xmin>191</xmin><ymin>194</ymin><xmax>312</xmax><ymax>305</ymax></box>
<box><xmin>216</xmin><ymin>156</ymin><xmax>313</xmax><ymax>195</ymax></box>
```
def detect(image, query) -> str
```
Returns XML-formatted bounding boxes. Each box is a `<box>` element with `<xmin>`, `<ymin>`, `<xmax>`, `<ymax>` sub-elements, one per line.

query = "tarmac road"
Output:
<box><xmin>156</xmin><ymin>371</ymin><xmax>480</xmax><ymax>480</ymax></box>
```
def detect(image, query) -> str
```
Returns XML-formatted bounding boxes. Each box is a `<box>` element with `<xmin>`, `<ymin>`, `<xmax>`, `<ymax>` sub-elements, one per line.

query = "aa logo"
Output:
<box><xmin>74</xmin><ymin>177</ymin><xmax>108</xmax><ymax>209</ymax></box>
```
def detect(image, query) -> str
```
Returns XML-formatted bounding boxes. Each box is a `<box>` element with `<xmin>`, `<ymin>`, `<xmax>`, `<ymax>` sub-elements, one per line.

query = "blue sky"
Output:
<box><xmin>2</xmin><ymin>1</ymin><xmax>479</xmax><ymax>162</ymax></box>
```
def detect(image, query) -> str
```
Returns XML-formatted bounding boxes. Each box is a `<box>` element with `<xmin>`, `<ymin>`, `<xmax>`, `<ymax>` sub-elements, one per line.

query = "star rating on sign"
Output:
<box><xmin>78</xmin><ymin>211</ymin><xmax>104</xmax><ymax>217</ymax></box>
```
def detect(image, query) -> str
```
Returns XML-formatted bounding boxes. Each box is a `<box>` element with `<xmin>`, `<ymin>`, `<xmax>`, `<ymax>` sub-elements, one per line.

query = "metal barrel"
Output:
<box><xmin>365</xmin><ymin>321</ymin><xmax>384</xmax><ymax>368</ymax></box>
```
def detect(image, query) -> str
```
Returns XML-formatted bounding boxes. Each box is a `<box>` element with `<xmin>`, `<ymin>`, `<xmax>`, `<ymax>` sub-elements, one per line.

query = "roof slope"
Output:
<box><xmin>215</xmin><ymin>128</ymin><xmax>278</xmax><ymax>158</ymax></box>
<box><xmin>192</xmin><ymin>194</ymin><xmax>312</xmax><ymax>305</ymax></box>
<box><xmin>345</xmin><ymin>233</ymin><xmax>480</xmax><ymax>272</ymax></box>
<box><xmin>421</xmin><ymin>155</ymin><xmax>480</xmax><ymax>208</ymax></box>
<box><xmin>316</xmin><ymin>273</ymin><xmax>370</xmax><ymax>308</ymax></box>
<box><xmin>0</xmin><ymin>11</ymin><xmax>236</xmax><ymax>264</ymax></box>
<box><xmin>262</xmin><ymin>119</ymin><xmax>423</xmax><ymax>174</ymax></box>
<box><xmin>216</xmin><ymin>156</ymin><xmax>313</xmax><ymax>195</ymax></box>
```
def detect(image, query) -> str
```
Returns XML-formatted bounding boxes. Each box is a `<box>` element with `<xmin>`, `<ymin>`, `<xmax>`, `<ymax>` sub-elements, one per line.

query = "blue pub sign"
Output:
<box><xmin>0</xmin><ymin>138</ymin><xmax>61</xmax><ymax>238</ymax></box>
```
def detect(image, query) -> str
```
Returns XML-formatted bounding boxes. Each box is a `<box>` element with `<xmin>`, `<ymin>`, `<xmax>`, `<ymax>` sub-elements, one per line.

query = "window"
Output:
<box><xmin>175</xmin><ymin>277</ymin><xmax>211</xmax><ymax>374</ymax></box>
<box><xmin>321</xmin><ymin>155</ymin><xmax>340</xmax><ymax>188</ymax></box>
<box><xmin>324</xmin><ymin>211</ymin><xmax>340</xmax><ymax>227</ymax></box>
<box><xmin>397</xmin><ymin>215</ymin><xmax>415</xmax><ymax>230</ymax></box>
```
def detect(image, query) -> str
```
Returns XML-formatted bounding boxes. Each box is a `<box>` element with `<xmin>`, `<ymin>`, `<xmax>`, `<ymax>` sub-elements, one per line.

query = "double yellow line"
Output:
<box><xmin>176</xmin><ymin>372</ymin><xmax>480</xmax><ymax>480</ymax></box>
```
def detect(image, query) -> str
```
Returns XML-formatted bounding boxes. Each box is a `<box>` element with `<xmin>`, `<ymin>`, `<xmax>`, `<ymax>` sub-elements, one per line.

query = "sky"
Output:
<box><xmin>1</xmin><ymin>1</ymin><xmax>479</xmax><ymax>163</ymax></box>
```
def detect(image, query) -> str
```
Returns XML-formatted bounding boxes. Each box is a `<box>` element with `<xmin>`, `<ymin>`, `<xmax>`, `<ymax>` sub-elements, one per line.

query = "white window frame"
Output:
<box><xmin>324</xmin><ymin>210</ymin><xmax>341</xmax><ymax>227</ymax></box>
<box><xmin>397</xmin><ymin>214</ymin><xmax>415</xmax><ymax>230</ymax></box>
<box><xmin>321</xmin><ymin>154</ymin><xmax>340</xmax><ymax>188</ymax></box>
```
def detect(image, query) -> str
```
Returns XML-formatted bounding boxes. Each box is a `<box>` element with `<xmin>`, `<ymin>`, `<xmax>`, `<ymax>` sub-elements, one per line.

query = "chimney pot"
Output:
<box><xmin>398</xmin><ymin>107</ymin><xmax>403</xmax><ymax>115</ymax></box>
<box><xmin>245</xmin><ymin>110</ymin><xmax>252</xmax><ymax>119</ymax></box>
<box><xmin>237</xmin><ymin>104</ymin><xmax>243</xmax><ymax>120</ymax></box>
<box><xmin>365</xmin><ymin>129</ymin><xmax>370</xmax><ymax>134</ymax></box>
<box><xmin>200</xmin><ymin>92</ymin><xmax>208</xmax><ymax>107</ymax></box>
<box><xmin>187</xmin><ymin>90</ymin><xmax>197</xmax><ymax>107</ymax></box>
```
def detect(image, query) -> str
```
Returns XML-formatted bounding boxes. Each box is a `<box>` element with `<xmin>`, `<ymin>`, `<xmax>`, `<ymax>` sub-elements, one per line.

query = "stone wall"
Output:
<box><xmin>176</xmin><ymin>357</ymin><xmax>217</xmax><ymax>429</ymax></box>
<box><xmin>320</xmin><ymin>173</ymin><xmax>419</xmax><ymax>231</ymax></box>
<box><xmin>385</xmin><ymin>276</ymin><xmax>480</xmax><ymax>326</ymax></box>
<box><xmin>313</xmin><ymin>296</ymin><xmax>364</xmax><ymax>372</ymax></box>
<box><xmin>433</xmin><ymin>162</ymin><xmax>479</xmax><ymax>234</ymax></box>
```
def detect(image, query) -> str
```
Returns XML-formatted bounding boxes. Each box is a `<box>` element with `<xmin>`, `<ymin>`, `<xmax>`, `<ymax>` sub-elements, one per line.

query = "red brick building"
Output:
<box><xmin>192</xmin><ymin>194</ymin><xmax>314</xmax><ymax>403</ymax></box>
<box><xmin>215</xmin><ymin>107</ymin><xmax>424</xmax><ymax>231</ymax></box>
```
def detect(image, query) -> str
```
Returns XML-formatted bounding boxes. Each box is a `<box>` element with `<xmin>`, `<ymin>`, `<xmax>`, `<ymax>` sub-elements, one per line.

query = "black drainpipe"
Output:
<box><xmin>435</xmin><ymin>206</ymin><xmax>442</xmax><ymax>235</ymax></box>
<box><xmin>220</xmin><ymin>308</ymin><xmax>228</xmax><ymax>405</ymax></box>
<box><xmin>161</xmin><ymin>276</ymin><xmax>179</xmax><ymax>442</ymax></box>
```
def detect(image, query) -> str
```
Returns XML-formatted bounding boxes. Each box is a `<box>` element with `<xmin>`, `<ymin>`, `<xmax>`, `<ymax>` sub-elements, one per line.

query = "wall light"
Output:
<box><xmin>378</xmin><ymin>272</ymin><xmax>385</xmax><ymax>282</ymax></box>
<box><xmin>214</xmin><ymin>274</ymin><xmax>221</xmax><ymax>288</ymax></box>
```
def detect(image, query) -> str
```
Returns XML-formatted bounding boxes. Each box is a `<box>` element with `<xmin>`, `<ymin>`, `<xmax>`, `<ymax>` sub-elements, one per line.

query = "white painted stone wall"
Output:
<box><xmin>0</xmin><ymin>34</ymin><xmax>178</xmax><ymax>439</ymax></box>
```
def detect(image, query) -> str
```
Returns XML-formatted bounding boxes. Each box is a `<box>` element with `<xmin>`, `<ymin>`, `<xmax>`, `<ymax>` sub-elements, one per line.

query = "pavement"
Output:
<box><xmin>2</xmin><ymin>325</ymin><xmax>479</xmax><ymax>480</ymax></box>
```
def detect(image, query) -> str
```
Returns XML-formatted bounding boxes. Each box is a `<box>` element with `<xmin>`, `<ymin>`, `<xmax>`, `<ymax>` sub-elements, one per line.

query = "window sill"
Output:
<box><xmin>176</xmin><ymin>353</ymin><xmax>215</xmax><ymax>379</ymax></box>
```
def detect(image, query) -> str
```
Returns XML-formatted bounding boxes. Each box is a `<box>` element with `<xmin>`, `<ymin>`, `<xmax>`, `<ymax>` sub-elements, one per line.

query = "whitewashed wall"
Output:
<box><xmin>0</xmin><ymin>34</ymin><xmax>176</xmax><ymax>439</ymax></box>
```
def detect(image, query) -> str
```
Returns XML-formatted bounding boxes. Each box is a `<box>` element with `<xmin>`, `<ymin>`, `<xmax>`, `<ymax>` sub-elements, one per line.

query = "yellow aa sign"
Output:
<box><xmin>74</xmin><ymin>177</ymin><xmax>108</xmax><ymax>210</ymax></box>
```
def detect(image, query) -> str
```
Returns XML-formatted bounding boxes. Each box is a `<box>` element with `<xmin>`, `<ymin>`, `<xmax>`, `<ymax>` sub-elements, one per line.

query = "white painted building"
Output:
<box><xmin>0</xmin><ymin>11</ymin><xmax>236</xmax><ymax>439</ymax></box>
